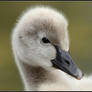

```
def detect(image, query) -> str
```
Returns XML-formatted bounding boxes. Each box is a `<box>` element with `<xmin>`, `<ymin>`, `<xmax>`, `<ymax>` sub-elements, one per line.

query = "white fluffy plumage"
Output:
<box><xmin>11</xmin><ymin>6</ymin><xmax>92</xmax><ymax>91</ymax></box>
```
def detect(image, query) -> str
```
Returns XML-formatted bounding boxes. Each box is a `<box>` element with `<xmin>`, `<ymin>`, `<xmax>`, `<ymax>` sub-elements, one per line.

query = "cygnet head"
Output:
<box><xmin>12</xmin><ymin>6</ymin><xmax>83</xmax><ymax>80</ymax></box>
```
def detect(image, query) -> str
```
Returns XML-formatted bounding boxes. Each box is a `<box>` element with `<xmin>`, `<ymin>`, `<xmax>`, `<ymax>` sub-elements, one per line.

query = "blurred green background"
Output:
<box><xmin>0</xmin><ymin>1</ymin><xmax>92</xmax><ymax>90</ymax></box>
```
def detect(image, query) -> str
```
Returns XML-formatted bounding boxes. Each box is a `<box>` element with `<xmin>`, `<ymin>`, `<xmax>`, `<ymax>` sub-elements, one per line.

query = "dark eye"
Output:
<box><xmin>42</xmin><ymin>37</ymin><xmax>50</xmax><ymax>43</ymax></box>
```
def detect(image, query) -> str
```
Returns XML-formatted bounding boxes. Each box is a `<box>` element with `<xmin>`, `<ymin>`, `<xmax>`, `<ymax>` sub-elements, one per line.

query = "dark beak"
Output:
<box><xmin>51</xmin><ymin>45</ymin><xmax>84</xmax><ymax>80</ymax></box>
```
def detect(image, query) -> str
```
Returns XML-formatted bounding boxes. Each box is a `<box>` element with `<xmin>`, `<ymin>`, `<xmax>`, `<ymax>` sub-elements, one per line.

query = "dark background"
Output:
<box><xmin>0</xmin><ymin>1</ymin><xmax>92</xmax><ymax>90</ymax></box>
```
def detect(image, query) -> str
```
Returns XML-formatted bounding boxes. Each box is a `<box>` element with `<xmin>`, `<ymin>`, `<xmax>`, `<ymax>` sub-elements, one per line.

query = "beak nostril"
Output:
<box><xmin>65</xmin><ymin>60</ymin><xmax>70</xmax><ymax>65</ymax></box>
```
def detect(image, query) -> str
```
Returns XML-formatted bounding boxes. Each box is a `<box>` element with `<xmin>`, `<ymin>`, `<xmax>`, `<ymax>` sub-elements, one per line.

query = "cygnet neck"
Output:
<box><xmin>18</xmin><ymin>61</ymin><xmax>58</xmax><ymax>91</ymax></box>
<box><xmin>18</xmin><ymin>59</ymin><xmax>73</xmax><ymax>91</ymax></box>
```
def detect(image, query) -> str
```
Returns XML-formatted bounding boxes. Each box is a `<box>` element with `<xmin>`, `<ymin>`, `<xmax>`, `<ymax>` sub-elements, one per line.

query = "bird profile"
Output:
<box><xmin>11</xmin><ymin>6</ymin><xmax>92</xmax><ymax>91</ymax></box>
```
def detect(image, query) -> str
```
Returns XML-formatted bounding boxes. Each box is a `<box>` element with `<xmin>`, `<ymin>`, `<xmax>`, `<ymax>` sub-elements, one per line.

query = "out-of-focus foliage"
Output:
<box><xmin>0</xmin><ymin>2</ymin><xmax>92</xmax><ymax>90</ymax></box>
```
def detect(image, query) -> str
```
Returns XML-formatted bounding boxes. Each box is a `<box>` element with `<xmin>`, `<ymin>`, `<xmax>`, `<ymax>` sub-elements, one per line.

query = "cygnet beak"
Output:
<box><xmin>51</xmin><ymin>45</ymin><xmax>84</xmax><ymax>80</ymax></box>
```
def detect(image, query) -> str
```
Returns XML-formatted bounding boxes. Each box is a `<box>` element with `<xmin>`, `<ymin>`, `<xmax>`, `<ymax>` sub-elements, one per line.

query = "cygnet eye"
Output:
<box><xmin>42</xmin><ymin>37</ymin><xmax>50</xmax><ymax>44</ymax></box>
